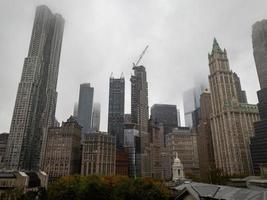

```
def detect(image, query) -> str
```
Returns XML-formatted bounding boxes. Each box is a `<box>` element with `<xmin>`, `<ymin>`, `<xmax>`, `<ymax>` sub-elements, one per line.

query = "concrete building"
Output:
<box><xmin>131</xmin><ymin>65</ymin><xmax>149</xmax><ymax>177</ymax></box>
<box><xmin>166</xmin><ymin>127</ymin><xmax>199</xmax><ymax>178</ymax></box>
<box><xmin>124</xmin><ymin>123</ymin><xmax>141</xmax><ymax>177</ymax></box>
<box><xmin>108</xmin><ymin>76</ymin><xmax>125</xmax><ymax>148</ymax></box>
<box><xmin>161</xmin><ymin>149</ymin><xmax>172</xmax><ymax>181</ymax></box>
<box><xmin>81</xmin><ymin>132</ymin><xmax>116</xmax><ymax>176</ymax></box>
<box><xmin>251</xmin><ymin>20</ymin><xmax>267</xmax><ymax>175</ymax></box>
<box><xmin>147</xmin><ymin>120</ymin><xmax>165</xmax><ymax>179</ymax></box>
<box><xmin>208</xmin><ymin>38</ymin><xmax>259</xmax><ymax>175</ymax></box>
<box><xmin>43</xmin><ymin>117</ymin><xmax>81</xmax><ymax>181</ymax></box>
<box><xmin>0</xmin><ymin>133</ymin><xmax>8</xmax><ymax>167</ymax></box>
<box><xmin>92</xmin><ymin>102</ymin><xmax>101</xmax><ymax>132</ymax></box>
<box><xmin>5</xmin><ymin>5</ymin><xmax>64</xmax><ymax>170</ymax></box>
<box><xmin>151</xmin><ymin>104</ymin><xmax>178</xmax><ymax>145</ymax></box>
<box><xmin>115</xmin><ymin>148</ymin><xmax>129</xmax><ymax>176</ymax></box>
<box><xmin>77</xmin><ymin>83</ymin><xmax>94</xmax><ymax>134</ymax></box>
<box><xmin>196</xmin><ymin>89</ymin><xmax>215</xmax><ymax>182</ymax></box>
<box><xmin>0</xmin><ymin>170</ymin><xmax>48</xmax><ymax>199</ymax></box>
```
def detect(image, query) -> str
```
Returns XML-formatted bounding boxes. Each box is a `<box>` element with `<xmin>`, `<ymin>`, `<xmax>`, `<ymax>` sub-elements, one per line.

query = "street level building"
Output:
<box><xmin>209</xmin><ymin>39</ymin><xmax>259</xmax><ymax>175</ymax></box>
<box><xmin>116</xmin><ymin>148</ymin><xmax>129</xmax><ymax>176</ymax></box>
<box><xmin>166</xmin><ymin>127</ymin><xmax>199</xmax><ymax>178</ymax></box>
<box><xmin>5</xmin><ymin>5</ymin><xmax>64</xmax><ymax>170</ymax></box>
<box><xmin>81</xmin><ymin>132</ymin><xmax>116</xmax><ymax>176</ymax></box>
<box><xmin>43</xmin><ymin>117</ymin><xmax>81</xmax><ymax>181</ymax></box>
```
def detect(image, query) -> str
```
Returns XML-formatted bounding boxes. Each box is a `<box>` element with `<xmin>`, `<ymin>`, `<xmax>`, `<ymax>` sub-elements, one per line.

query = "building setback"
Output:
<box><xmin>250</xmin><ymin>20</ymin><xmax>267</xmax><ymax>175</ymax></box>
<box><xmin>81</xmin><ymin>132</ymin><xmax>116</xmax><ymax>176</ymax></box>
<box><xmin>43</xmin><ymin>117</ymin><xmax>81</xmax><ymax>181</ymax></box>
<box><xmin>5</xmin><ymin>5</ymin><xmax>64</xmax><ymax>170</ymax></box>
<box><xmin>131</xmin><ymin>65</ymin><xmax>149</xmax><ymax>177</ymax></box>
<box><xmin>196</xmin><ymin>89</ymin><xmax>215</xmax><ymax>182</ymax></box>
<box><xmin>77</xmin><ymin>83</ymin><xmax>94</xmax><ymax>134</ymax></box>
<box><xmin>108</xmin><ymin>76</ymin><xmax>125</xmax><ymax>148</ymax></box>
<box><xmin>209</xmin><ymin>39</ymin><xmax>259</xmax><ymax>175</ymax></box>
<box><xmin>166</xmin><ymin>127</ymin><xmax>199</xmax><ymax>178</ymax></box>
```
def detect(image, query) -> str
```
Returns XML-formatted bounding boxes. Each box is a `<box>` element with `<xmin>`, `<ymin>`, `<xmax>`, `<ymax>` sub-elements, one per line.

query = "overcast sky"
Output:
<box><xmin>0</xmin><ymin>0</ymin><xmax>266</xmax><ymax>132</ymax></box>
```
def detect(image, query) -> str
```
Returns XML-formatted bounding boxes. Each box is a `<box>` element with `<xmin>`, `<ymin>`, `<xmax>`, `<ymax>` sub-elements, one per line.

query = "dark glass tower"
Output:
<box><xmin>5</xmin><ymin>5</ymin><xmax>64</xmax><ymax>170</ymax></box>
<box><xmin>150</xmin><ymin>104</ymin><xmax>178</xmax><ymax>145</ymax></box>
<box><xmin>77</xmin><ymin>83</ymin><xmax>94</xmax><ymax>134</ymax></box>
<box><xmin>108</xmin><ymin>75</ymin><xmax>125</xmax><ymax>148</ymax></box>
<box><xmin>250</xmin><ymin>20</ymin><xmax>267</xmax><ymax>175</ymax></box>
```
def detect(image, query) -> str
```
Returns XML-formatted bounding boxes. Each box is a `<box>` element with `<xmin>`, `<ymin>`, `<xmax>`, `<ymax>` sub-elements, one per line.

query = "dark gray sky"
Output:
<box><xmin>0</xmin><ymin>0</ymin><xmax>266</xmax><ymax>132</ymax></box>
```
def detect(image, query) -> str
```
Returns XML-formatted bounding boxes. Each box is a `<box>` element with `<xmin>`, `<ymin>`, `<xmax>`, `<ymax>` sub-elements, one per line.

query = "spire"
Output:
<box><xmin>212</xmin><ymin>37</ymin><xmax>222</xmax><ymax>52</ymax></box>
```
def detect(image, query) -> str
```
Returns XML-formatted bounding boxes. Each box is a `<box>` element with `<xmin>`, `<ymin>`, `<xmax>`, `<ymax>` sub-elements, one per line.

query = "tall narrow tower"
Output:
<box><xmin>131</xmin><ymin>65</ymin><xmax>149</xmax><ymax>177</ymax></box>
<box><xmin>250</xmin><ymin>20</ymin><xmax>267</xmax><ymax>175</ymax></box>
<box><xmin>5</xmin><ymin>5</ymin><xmax>64</xmax><ymax>170</ymax></box>
<box><xmin>209</xmin><ymin>39</ymin><xmax>259</xmax><ymax>175</ymax></box>
<box><xmin>77</xmin><ymin>83</ymin><xmax>94</xmax><ymax>134</ymax></box>
<box><xmin>108</xmin><ymin>75</ymin><xmax>125</xmax><ymax>147</ymax></box>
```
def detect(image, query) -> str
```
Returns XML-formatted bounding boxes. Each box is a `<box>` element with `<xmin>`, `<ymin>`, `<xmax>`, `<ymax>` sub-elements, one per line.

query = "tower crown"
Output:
<box><xmin>212</xmin><ymin>38</ymin><xmax>222</xmax><ymax>53</ymax></box>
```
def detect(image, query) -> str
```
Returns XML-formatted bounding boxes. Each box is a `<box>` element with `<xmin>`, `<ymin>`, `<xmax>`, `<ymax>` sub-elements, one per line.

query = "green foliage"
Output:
<box><xmin>47</xmin><ymin>175</ymin><xmax>176</xmax><ymax>200</ymax></box>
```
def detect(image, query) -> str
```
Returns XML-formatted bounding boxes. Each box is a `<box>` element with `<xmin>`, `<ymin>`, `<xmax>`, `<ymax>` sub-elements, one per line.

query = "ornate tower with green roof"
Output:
<box><xmin>208</xmin><ymin>38</ymin><xmax>259</xmax><ymax>175</ymax></box>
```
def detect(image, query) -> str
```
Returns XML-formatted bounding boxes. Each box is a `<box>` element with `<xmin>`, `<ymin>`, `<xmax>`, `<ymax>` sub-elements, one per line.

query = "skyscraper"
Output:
<box><xmin>5</xmin><ymin>5</ymin><xmax>64</xmax><ymax>170</ymax></box>
<box><xmin>91</xmin><ymin>102</ymin><xmax>101</xmax><ymax>132</ymax></box>
<box><xmin>209</xmin><ymin>38</ymin><xmax>259</xmax><ymax>175</ymax></box>
<box><xmin>196</xmin><ymin>89</ymin><xmax>215</xmax><ymax>182</ymax></box>
<box><xmin>73</xmin><ymin>102</ymin><xmax>78</xmax><ymax>117</ymax></box>
<box><xmin>151</xmin><ymin>104</ymin><xmax>178</xmax><ymax>146</ymax></box>
<box><xmin>108</xmin><ymin>75</ymin><xmax>125</xmax><ymax>147</ymax></box>
<box><xmin>131</xmin><ymin>65</ymin><xmax>149</xmax><ymax>176</ymax></box>
<box><xmin>250</xmin><ymin>20</ymin><xmax>267</xmax><ymax>175</ymax></box>
<box><xmin>77</xmin><ymin>83</ymin><xmax>94</xmax><ymax>134</ymax></box>
<box><xmin>183</xmin><ymin>85</ymin><xmax>205</xmax><ymax>128</ymax></box>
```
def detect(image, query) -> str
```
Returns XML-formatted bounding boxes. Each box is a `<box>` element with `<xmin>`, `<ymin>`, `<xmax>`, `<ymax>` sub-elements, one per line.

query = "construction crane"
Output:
<box><xmin>133</xmin><ymin>45</ymin><xmax>149</xmax><ymax>68</ymax></box>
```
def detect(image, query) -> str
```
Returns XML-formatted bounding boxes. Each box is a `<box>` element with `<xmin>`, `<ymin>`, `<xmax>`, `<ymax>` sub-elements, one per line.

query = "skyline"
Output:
<box><xmin>1</xmin><ymin>0</ymin><xmax>267</xmax><ymax>132</ymax></box>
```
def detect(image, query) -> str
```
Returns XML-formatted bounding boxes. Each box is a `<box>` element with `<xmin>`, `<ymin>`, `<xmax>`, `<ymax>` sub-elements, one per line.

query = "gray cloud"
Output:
<box><xmin>0</xmin><ymin>0</ymin><xmax>266</xmax><ymax>132</ymax></box>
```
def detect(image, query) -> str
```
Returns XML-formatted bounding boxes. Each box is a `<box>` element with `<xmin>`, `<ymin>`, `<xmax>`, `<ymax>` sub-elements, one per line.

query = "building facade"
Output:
<box><xmin>92</xmin><ymin>102</ymin><xmax>101</xmax><ymax>132</ymax></box>
<box><xmin>124</xmin><ymin>123</ymin><xmax>141</xmax><ymax>177</ymax></box>
<box><xmin>131</xmin><ymin>65</ymin><xmax>149</xmax><ymax>177</ymax></box>
<box><xmin>196</xmin><ymin>90</ymin><xmax>215</xmax><ymax>182</ymax></box>
<box><xmin>250</xmin><ymin>20</ymin><xmax>267</xmax><ymax>175</ymax></box>
<box><xmin>166</xmin><ymin>127</ymin><xmax>199</xmax><ymax>178</ymax></box>
<box><xmin>81</xmin><ymin>132</ymin><xmax>116</xmax><ymax>176</ymax></box>
<box><xmin>0</xmin><ymin>133</ymin><xmax>8</xmax><ymax>167</ymax></box>
<box><xmin>115</xmin><ymin>148</ymin><xmax>129</xmax><ymax>176</ymax></box>
<box><xmin>77</xmin><ymin>83</ymin><xmax>94</xmax><ymax>134</ymax></box>
<box><xmin>43</xmin><ymin>117</ymin><xmax>81</xmax><ymax>181</ymax></box>
<box><xmin>108</xmin><ymin>76</ymin><xmax>125</xmax><ymax>148</ymax></box>
<box><xmin>209</xmin><ymin>39</ymin><xmax>259</xmax><ymax>175</ymax></box>
<box><xmin>5</xmin><ymin>5</ymin><xmax>64</xmax><ymax>170</ymax></box>
<box><xmin>151</xmin><ymin>104</ymin><xmax>178</xmax><ymax>140</ymax></box>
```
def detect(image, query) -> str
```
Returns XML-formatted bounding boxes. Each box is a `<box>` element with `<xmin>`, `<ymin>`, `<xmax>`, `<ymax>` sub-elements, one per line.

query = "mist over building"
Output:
<box><xmin>5</xmin><ymin>5</ymin><xmax>64</xmax><ymax>170</ymax></box>
<box><xmin>92</xmin><ymin>102</ymin><xmax>101</xmax><ymax>132</ymax></box>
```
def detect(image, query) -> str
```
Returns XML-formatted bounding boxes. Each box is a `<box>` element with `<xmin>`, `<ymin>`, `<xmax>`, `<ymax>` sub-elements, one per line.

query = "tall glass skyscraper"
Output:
<box><xmin>77</xmin><ymin>83</ymin><xmax>94</xmax><ymax>134</ymax></box>
<box><xmin>108</xmin><ymin>75</ymin><xmax>125</xmax><ymax>147</ymax></box>
<box><xmin>5</xmin><ymin>5</ymin><xmax>64</xmax><ymax>170</ymax></box>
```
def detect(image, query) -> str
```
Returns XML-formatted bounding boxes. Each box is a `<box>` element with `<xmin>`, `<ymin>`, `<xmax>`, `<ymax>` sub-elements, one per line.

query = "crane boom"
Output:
<box><xmin>134</xmin><ymin>45</ymin><xmax>149</xmax><ymax>67</ymax></box>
